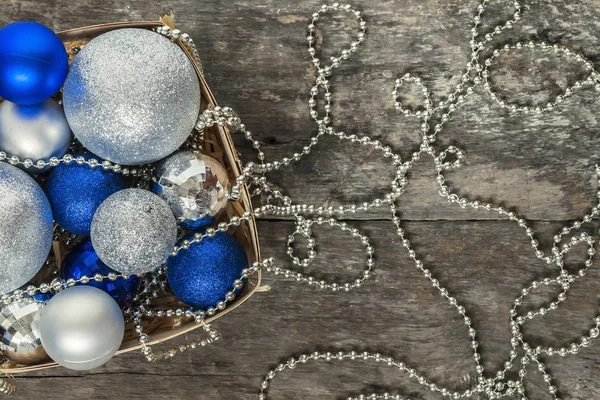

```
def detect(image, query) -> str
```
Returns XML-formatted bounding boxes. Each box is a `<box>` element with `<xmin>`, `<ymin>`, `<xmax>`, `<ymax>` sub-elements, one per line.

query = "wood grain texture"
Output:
<box><xmin>1</xmin><ymin>0</ymin><xmax>600</xmax><ymax>399</ymax></box>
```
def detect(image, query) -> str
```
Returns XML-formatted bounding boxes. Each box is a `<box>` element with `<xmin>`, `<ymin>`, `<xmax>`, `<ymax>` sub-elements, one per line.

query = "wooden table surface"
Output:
<box><xmin>2</xmin><ymin>0</ymin><xmax>600</xmax><ymax>399</ymax></box>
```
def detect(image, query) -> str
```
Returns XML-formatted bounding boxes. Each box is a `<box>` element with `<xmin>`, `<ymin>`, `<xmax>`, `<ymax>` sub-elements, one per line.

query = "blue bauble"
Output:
<box><xmin>0</xmin><ymin>22</ymin><xmax>68</xmax><ymax>105</ymax></box>
<box><xmin>167</xmin><ymin>232</ymin><xmax>248</xmax><ymax>310</ymax></box>
<box><xmin>32</xmin><ymin>292</ymin><xmax>53</xmax><ymax>303</ymax></box>
<box><xmin>61</xmin><ymin>240</ymin><xmax>140</xmax><ymax>308</ymax></box>
<box><xmin>45</xmin><ymin>153</ymin><xmax>127</xmax><ymax>235</ymax></box>
<box><xmin>179</xmin><ymin>216</ymin><xmax>214</xmax><ymax>231</ymax></box>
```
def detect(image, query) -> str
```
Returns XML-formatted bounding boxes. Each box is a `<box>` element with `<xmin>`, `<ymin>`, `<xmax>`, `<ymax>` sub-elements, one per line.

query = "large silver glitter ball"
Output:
<box><xmin>153</xmin><ymin>151</ymin><xmax>230</xmax><ymax>226</ymax></box>
<box><xmin>0</xmin><ymin>297</ymin><xmax>48</xmax><ymax>365</ymax></box>
<box><xmin>91</xmin><ymin>189</ymin><xmax>177</xmax><ymax>275</ymax></box>
<box><xmin>0</xmin><ymin>99</ymin><xmax>72</xmax><ymax>171</ymax></box>
<box><xmin>0</xmin><ymin>162</ymin><xmax>53</xmax><ymax>295</ymax></box>
<box><xmin>62</xmin><ymin>28</ymin><xmax>201</xmax><ymax>165</ymax></box>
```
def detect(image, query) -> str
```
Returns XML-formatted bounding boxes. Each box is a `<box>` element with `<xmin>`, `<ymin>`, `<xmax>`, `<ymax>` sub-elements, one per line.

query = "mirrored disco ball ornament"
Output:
<box><xmin>0</xmin><ymin>297</ymin><xmax>48</xmax><ymax>365</ymax></box>
<box><xmin>0</xmin><ymin>162</ymin><xmax>54</xmax><ymax>295</ymax></box>
<box><xmin>62</xmin><ymin>28</ymin><xmax>201</xmax><ymax>165</ymax></box>
<box><xmin>153</xmin><ymin>151</ymin><xmax>230</xmax><ymax>231</ymax></box>
<box><xmin>91</xmin><ymin>189</ymin><xmax>178</xmax><ymax>275</ymax></box>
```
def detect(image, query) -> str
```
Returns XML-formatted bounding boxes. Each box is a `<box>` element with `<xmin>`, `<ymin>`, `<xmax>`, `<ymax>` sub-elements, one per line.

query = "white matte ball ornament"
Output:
<box><xmin>62</xmin><ymin>28</ymin><xmax>201</xmax><ymax>165</ymax></box>
<box><xmin>91</xmin><ymin>189</ymin><xmax>177</xmax><ymax>275</ymax></box>
<box><xmin>0</xmin><ymin>99</ymin><xmax>72</xmax><ymax>170</ymax></box>
<box><xmin>0</xmin><ymin>162</ymin><xmax>53</xmax><ymax>294</ymax></box>
<box><xmin>38</xmin><ymin>286</ymin><xmax>124</xmax><ymax>370</ymax></box>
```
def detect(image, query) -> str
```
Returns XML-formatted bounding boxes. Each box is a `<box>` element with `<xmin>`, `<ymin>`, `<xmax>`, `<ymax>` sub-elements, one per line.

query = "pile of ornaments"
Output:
<box><xmin>0</xmin><ymin>21</ymin><xmax>249</xmax><ymax>370</ymax></box>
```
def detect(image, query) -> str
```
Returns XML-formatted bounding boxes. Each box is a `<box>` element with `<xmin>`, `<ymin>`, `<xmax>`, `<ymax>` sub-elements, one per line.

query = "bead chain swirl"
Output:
<box><xmin>2</xmin><ymin>1</ymin><xmax>599</xmax><ymax>398</ymax></box>
<box><xmin>216</xmin><ymin>2</ymin><xmax>600</xmax><ymax>399</ymax></box>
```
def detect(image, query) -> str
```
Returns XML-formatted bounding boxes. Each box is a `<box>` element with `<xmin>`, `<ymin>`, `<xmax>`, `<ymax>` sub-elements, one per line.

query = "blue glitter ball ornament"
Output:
<box><xmin>179</xmin><ymin>216</ymin><xmax>214</xmax><ymax>232</ymax></box>
<box><xmin>45</xmin><ymin>153</ymin><xmax>128</xmax><ymax>235</ymax></box>
<box><xmin>167</xmin><ymin>232</ymin><xmax>248</xmax><ymax>310</ymax></box>
<box><xmin>0</xmin><ymin>22</ymin><xmax>68</xmax><ymax>105</ymax></box>
<box><xmin>61</xmin><ymin>240</ymin><xmax>140</xmax><ymax>308</ymax></box>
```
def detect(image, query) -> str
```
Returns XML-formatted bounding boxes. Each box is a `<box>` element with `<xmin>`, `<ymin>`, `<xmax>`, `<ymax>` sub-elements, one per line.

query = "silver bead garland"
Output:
<box><xmin>2</xmin><ymin>1</ymin><xmax>600</xmax><ymax>399</ymax></box>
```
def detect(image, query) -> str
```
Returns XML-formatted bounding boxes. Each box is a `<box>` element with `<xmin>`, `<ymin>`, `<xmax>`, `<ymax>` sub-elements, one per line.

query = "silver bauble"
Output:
<box><xmin>62</xmin><ymin>28</ymin><xmax>201</xmax><ymax>165</ymax></box>
<box><xmin>39</xmin><ymin>286</ymin><xmax>124</xmax><ymax>370</ymax></box>
<box><xmin>91</xmin><ymin>189</ymin><xmax>177</xmax><ymax>275</ymax></box>
<box><xmin>0</xmin><ymin>99</ymin><xmax>72</xmax><ymax>170</ymax></box>
<box><xmin>0</xmin><ymin>297</ymin><xmax>48</xmax><ymax>365</ymax></box>
<box><xmin>0</xmin><ymin>162</ymin><xmax>53</xmax><ymax>295</ymax></box>
<box><xmin>153</xmin><ymin>151</ymin><xmax>230</xmax><ymax>225</ymax></box>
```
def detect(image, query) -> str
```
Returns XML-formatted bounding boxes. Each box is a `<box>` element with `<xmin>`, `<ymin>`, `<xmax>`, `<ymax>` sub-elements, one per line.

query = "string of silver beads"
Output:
<box><xmin>481</xmin><ymin>41</ymin><xmax>599</xmax><ymax>113</ymax></box>
<box><xmin>249</xmin><ymin>1</ymin><xmax>600</xmax><ymax>400</ymax></box>
<box><xmin>154</xmin><ymin>24</ymin><xmax>203</xmax><ymax>74</ymax></box>
<box><xmin>0</xmin><ymin>151</ymin><xmax>153</xmax><ymax>177</ymax></box>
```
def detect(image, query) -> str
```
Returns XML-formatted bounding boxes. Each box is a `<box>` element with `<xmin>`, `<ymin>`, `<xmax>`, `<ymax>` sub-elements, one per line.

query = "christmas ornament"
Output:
<box><xmin>38</xmin><ymin>285</ymin><xmax>124</xmax><ymax>370</ymax></box>
<box><xmin>61</xmin><ymin>240</ymin><xmax>140</xmax><ymax>308</ymax></box>
<box><xmin>0</xmin><ymin>99</ymin><xmax>72</xmax><ymax>169</ymax></box>
<box><xmin>167</xmin><ymin>232</ymin><xmax>248</xmax><ymax>310</ymax></box>
<box><xmin>45</xmin><ymin>154</ymin><xmax>127</xmax><ymax>235</ymax></box>
<box><xmin>0</xmin><ymin>162</ymin><xmax>53</xmax><ymax>295</ymax></box>
<box><xmin>180</xmin><ymin>216</ymin><xmax>214</xmax><ymax>231</ymax></box>
<box><xmin>0</xmin><ymin>21</ymin><xmax>68</xmax><ymax>105</ymax></box>
<box><xmin>62</xmin><ymin>28</ymin><xmax>201</xmax><ymax>165</ymax></box>
<box><xmin>91</xmin><ymin>189</ymin><xmax>177</xmax><ymax>275</ymax></box>
<box><xmin>153</xmin><ymin>151</ymin><xmax>229</xmax><ymax>231</ymax></box>
<box><xmin>0</xmin><ymin>296</ymin><xmax>48</xmax><ymax>365</ymax></box>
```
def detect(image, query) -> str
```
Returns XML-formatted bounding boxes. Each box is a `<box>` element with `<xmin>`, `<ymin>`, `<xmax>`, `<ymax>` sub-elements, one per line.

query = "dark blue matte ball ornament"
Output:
<box><xmin>0</xmin><ymin>22</ymin><xmax>68</xmax><ymax>105</ymax></box>
<box><xmin>167</xmin><ymin>232</ymin><xmax>248</xmax><ymax>310</ymax></box>
<box><xmin>45</xmin><ymin>153</ymin><xmax>128</xmax><ymax>235</ymax></box>
<box><xmin>61</xmin><ymin>240</ymin><xmax>140</xmax><ymax>308</ymax></box>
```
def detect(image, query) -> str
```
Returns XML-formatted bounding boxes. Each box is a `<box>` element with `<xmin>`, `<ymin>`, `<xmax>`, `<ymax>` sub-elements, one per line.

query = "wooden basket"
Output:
<box><xmin>0</xmin><ymin>18</ymin><xmax>261</xmax><ymax>374</ymax></box>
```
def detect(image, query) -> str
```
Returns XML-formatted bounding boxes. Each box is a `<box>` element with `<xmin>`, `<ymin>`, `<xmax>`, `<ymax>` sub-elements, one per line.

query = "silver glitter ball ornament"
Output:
<box><xmin>0</xmin><ymin>296</ymin><xmax>48</xmax><ymax>365</ymax></box>
<box><xmin>62</xmin><ymin>28</ymin><xmax>201</xmax><ymax>165</ymax></box>
<box><xmin>0</xmin><ymin>162</ymin><xmax>53</xmax><ymax>295</ymax></box>
<box><xmin>153</xmin><ymin>151</ymin><xmax>230</xmax><ymax>227</ymax></box>
<box><xmin>91</xmin><ymin>188</ymin><xmax>177</xmax><ymax>275</ymax></box>
<box><xmin>0</xmin><ymin>99</ymin><xmax>72</xmax><ymax>171</ymax></box>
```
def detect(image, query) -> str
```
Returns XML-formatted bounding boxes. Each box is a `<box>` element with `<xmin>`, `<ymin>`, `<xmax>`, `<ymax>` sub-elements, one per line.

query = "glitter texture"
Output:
<box><xmin>45</xmin><ymin>153</ymin><xmax>128</xmax><ymax>235</ymax></box>
<box><xmin>0</xmin><ymin>162</ymin><xmax>53</xmax><ymax>295</ymax></box>
<box><xmin>0</xmin><ymin>296</ymin><xmax>47</xmax><ymax>365</ymax></box>
<box><xmin>167</xmin><ymin>232</ymin><xmax>248</xmax><ymax>310</ymax></box>
<box><xmin>62</xmin><ymin>28</ymin><xmax>201</xmax><ymax>165</ymax></box>
<box><xmin>153</xmin><ymin>151</ymin><xmax>229</xmax><ymax>228</ymax></box>
<box><xmin>91</xmin><ymin>188</ymin><xmax>177</xmax><ymax>275</ymax></box>
<box><xmin>61</xmin><ymin>240</ymin><xmax>140</xmax><ymax>308</ymax></box>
